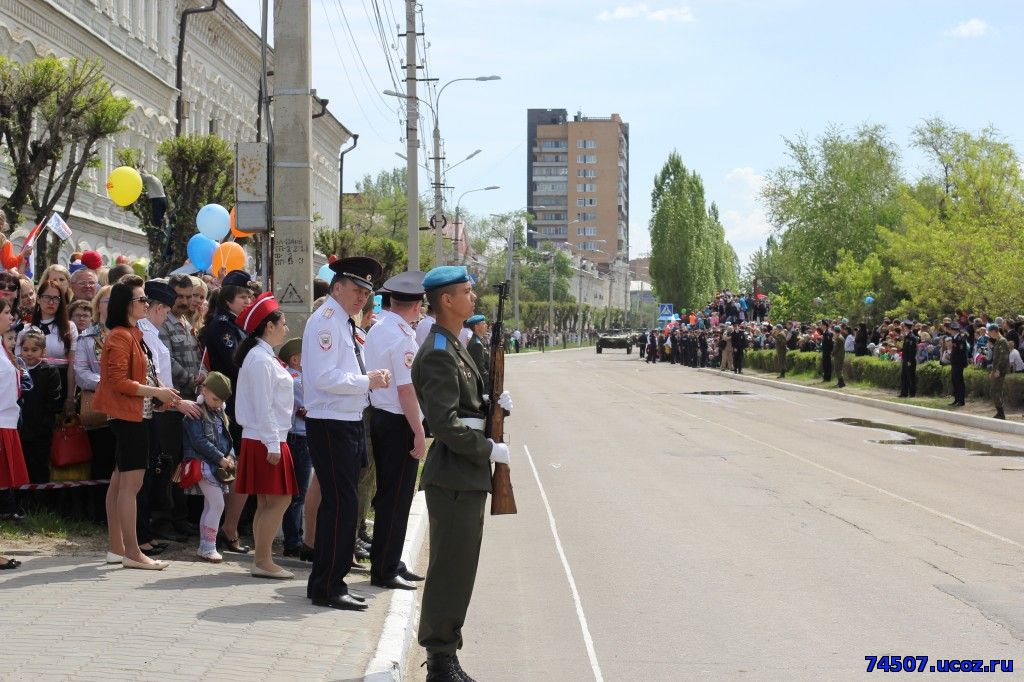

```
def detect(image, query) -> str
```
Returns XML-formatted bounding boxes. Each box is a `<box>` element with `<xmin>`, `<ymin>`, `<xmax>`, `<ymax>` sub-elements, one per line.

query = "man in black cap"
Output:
<box><xmin>820</xmin><ymin>320</ymin><xmax>833</xmax><ymax>382</ymax></box>
<box><xmin>364</xmin><ymin>271</ymin><xmax>427</xmax><ymax>591</ymax></box>
<box><xmin>898</xmin><ymin>320</ymin><xmax>918</xmax><ymax>398</ymax></box>
<box><xmin>948</xmin><ymin>321</ymin><xmax>969</xmax><ymax>406</ymax></box>
<box><xmin>302</xmin><ymin>256</ymin><xmax>392</xmax><ymax>611</ymax></box>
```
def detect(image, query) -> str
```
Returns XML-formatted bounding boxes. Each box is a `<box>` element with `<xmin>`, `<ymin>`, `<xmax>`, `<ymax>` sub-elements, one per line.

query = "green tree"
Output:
<box><xmin>880</xmin><ymin>121</ymin><xmax>1024</xmax><ymax>318</ymax></box>
<box><xmin>649</xmin><ymin>152</ymin><xmax>738</xmax><ymax>309</ymax></box>
<box><xmin>760</xmin><ymin>124</ymin><xmax>903</xmax><ymax>300</ymax></box>
<box><xmin>0</xmin><ymin>56</ymin><xmax>131</xmax><ymax>267</ymax></box>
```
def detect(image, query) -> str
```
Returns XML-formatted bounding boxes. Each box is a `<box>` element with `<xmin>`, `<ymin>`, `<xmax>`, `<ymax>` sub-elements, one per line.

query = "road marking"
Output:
<box><xmin>523</xmin><ymin>444</ymin><xmax>604</xmax><ymax>682</ymax></box>
<box><xmin>597</xmin><ymin>373</ymin><xmax>1024</xmax><ymax>551</ymax></box>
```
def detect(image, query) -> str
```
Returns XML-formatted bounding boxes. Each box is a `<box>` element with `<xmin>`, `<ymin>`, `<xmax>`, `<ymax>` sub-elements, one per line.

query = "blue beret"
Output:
<box><xmin>222</xmin><ymin>270</ymin><xmax>252</xmax><ymax>287</ymax></box>
<box><xmin>987</xmin><ymin>323</ymin><xmax>998</xmax><ymax>331</ymax></box>
<box><xmin>464</xmin><ymin>314</ymin><xmax>486</xmax><ymax>328</ymax></box>
<box><xmin>423</xmin><ymin>265</ymin><xmax>471</xmax><ymax>292</ymax></box>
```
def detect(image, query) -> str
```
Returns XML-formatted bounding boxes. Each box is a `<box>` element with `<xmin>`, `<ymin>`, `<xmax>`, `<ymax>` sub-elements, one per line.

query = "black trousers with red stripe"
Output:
<box><xmin>369</xmin><ymin>408</ymin><xmax>418</xmax><ymax>581</ymax></box>
<box><xmin>306</xmin><ymin>417</ymin><xmax>365</xmax><ymax>600</ymax></box>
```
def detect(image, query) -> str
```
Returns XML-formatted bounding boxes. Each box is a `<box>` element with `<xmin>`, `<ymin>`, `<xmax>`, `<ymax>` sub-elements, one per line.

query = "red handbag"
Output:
<box><xmin>173</xmin><ymin>459</ymin><xmax>203</xmax><ymax>489</ymax></box>
<box><xmin>49</xmin><ymin>417</ymin><xmax>94</xmax><ymax>467</ymax></box>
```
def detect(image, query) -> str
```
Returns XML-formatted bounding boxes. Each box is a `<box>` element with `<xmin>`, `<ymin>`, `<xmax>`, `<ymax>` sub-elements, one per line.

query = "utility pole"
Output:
<box><xmin>547</xmin><ymin>253</ymin><xmax>554</xmax><ymax>344</ymax></box>
<box><xmin>271</xmin><ymin>0</ymin><xmax>313</xmax><ymax>332</ymax></box>
<box><xmin>404</xmin><ymin>0</ymin><xmax>420</xmax><ymax>270</ymax></box>
<box><xmin>432</xmin><ymin>121</ymin><xmax>445</xmax><ymax>267</ymax></box>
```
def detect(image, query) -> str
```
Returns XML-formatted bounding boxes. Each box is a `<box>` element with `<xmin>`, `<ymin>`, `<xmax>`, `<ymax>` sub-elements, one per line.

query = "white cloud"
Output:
<box><xmin>597</xmin><ymin>4</ymin><xmax>695</xmax><ymax>23</ymax></box>
<box><xmin>946</xmin><ymin>18</ymin><xmax>988</xmax><ymax>38</ymax></box>
<box><xmin>720</xmin><ymin>167</ymin><xmax>773</xmax><ymax>265</ymax></box>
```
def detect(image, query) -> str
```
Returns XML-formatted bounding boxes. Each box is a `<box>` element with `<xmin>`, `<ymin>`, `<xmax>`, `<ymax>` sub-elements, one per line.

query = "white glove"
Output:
<box><xmin>489</xmin><ymin>439</ymin><xmax>510</xmax><ymax>465</ymax></box>
<box><xmin>497</xmin><ymin>391</ymin><xmax>514</xmax><ymax>412</ymax></box>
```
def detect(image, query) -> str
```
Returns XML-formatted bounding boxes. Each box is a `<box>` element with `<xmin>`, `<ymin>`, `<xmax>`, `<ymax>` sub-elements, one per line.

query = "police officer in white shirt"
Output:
<box><xmin>415</xmin><ymin>306</ymin><xmax>435</xmax><ymax>347</ymax></box>
<box><xmin>302</xmin><ymin>256</ymin><xmax>391</xmax><ymax>612</ymax></box>
<box><xmin>364</xmin><ymin>271</ymin><xmax>427</xmax><ymax>591</ymax></box>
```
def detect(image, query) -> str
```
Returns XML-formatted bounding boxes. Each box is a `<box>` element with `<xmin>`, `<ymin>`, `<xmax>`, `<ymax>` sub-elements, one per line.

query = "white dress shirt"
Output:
<box><xmin>1010</xmin><ymin>348</ymin><xmax>1024</xmax><ymax>373</ymax></box>
<box><xmin>844</xmin><ymin>333</ymin><xmax>855</xmax><ymax>352</ymax></box>
<box><xmin>458</xmin><ymin>327</ymin><xmax>472</xmax><ymax>347</ymax></box>
<box><xmin>137</xmin><ymin>318</ymin><xmax>172</xmax><ymax>387</ymax></box>
<box><xmin>301</xmin><ymin>294</ymin><xmax>370</xmax><ymax>421</ymax></box>
<box><xmin>415</xmin><ymin>314</ymin><xmax>436</xmax><ymax>347</ymax></box>
<box><xmin>17</xmin><ymin>318</ymin><xmax>78</xmax><ymax>364</ymax></box>
<box><xmin>235</xmin><ymin>339</ymin><xmax>293</xmax><ymax>454</ymax></box>
<box><xmin>365</xmin><ymin>310</ymin><xmax>419</xmax><ymax>416</ymax></box>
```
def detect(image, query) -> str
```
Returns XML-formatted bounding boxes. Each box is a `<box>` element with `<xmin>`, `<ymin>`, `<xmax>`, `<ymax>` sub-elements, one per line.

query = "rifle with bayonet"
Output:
<box><xmin>486</xmin><ymin>279</ymin><xmax>517</xmax><ymax>515</ymax></box>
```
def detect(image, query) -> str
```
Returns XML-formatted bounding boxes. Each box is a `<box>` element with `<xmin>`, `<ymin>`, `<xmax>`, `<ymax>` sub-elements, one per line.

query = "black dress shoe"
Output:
<box><xmin>372</xmin><ymin>575</ymin><xmax>417</xmax><ymax>590</ymax></box>
<box><xmin>140</xmin><ymin>545</ymin><xmax>166</xmax><ymax>557</ymax></box>
<box><xmin>312</xmin><ymin>594</ymin><xmax>367</xmax><ymax>611</ymax></box>
<box><xmin>399</xmin><ymin>568</ymin><xmax>425</xmax><ymax>582</ymax></box>
<box><xmin>346</xmin><ymin>592</ymin><xmax>366</xmax><ymax>603</ymax></box>
<box><xmin>358</xmin><ymin>529</ymin><xmax>372</xmax><ymax>545</ymax></box>
<box><xmin>298</xmin><ymin>544</ymin><xmax>315</xmax><ymax>562</ymax></box>
<box><xmin>425</xmin><ymin>652</ymin><xmax>472</xmax><ymax>682</ymax></box>
<box><xmin>217</xmin><ymin>529</ymin><xmax>251</xmax><ymax>554</ymax></box>
<box><xmin>283</xmin><ymin>545</ymin><xmax>302</xmax><ymax>558</ymax></box>
<box><xmin>354</xmin><ymin>545</ymin><xmax>369</xmax><ymax>561</ymax></box>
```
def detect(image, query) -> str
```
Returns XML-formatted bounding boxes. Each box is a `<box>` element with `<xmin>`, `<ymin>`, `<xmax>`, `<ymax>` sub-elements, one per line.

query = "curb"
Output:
<box><xmin>506</xmin><ymin>345</ymin><xmax>594</xmax><ymax>356</ymax></box>
<box><xmin>363</xmin><ymin>490</ymin><xmax>428</xmax><ymax>682</ymax></box>
<box><xmin>698</xmin><ymin>368</ymin><xmax>1024</xmax><ymax>436</ymax></box>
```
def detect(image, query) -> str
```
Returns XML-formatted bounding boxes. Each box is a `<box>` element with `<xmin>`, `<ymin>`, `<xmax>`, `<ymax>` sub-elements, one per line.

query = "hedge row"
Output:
<box><xmin>743</xmin><ymin>350</ymin><xmax>1024</xmax><ymax>406</ymax></box>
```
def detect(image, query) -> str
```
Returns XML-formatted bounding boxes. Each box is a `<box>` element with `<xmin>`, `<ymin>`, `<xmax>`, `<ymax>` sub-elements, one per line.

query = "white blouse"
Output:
<box><xmin>0</xmin><ymin>351</ymin><xmax>20</xmax><ymax>428</ymax></box>
<box><xmin>16</xmin><ymin>317</ymin><xmax>78</xmax><ymax>364</ymax></box>
<box><xmin>235</xmin><ymin>339</ymin><xmax>293</xmax><ymax>454</ymax></box>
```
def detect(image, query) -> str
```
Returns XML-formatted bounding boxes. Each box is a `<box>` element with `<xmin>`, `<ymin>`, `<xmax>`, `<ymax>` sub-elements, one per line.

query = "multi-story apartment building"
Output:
<box><xmin>0</xmin><ymin>0</ymin><xmax>350</xmax><ymax>265</ymax></box>
<box><xmin>526</xmin><ymin>108</ymin><xmax>629</xmax><ymax>267</ymax></box>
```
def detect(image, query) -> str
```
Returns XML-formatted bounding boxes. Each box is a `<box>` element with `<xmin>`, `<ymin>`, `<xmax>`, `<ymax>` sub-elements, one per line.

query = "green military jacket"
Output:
<box><xmin>832</xmin><ymin>334</ymin><xmax>845</xmax><ymax>361</ymax></box>
<box><xmin>412</xmin><ymin>324</ymin><xmax>493</xmax><ymax>492</ymax></box>
<box><xmin>772</xmin><ymin>330</ymin><xmax>788</xmax><ymax>352</ymax></box>
<box><xmin>467</xmin><ymin>334</ymin><xmax>490</xmax><ymax>389</ymax></box>
<box><xmin>991</xmin><ymin>337</ymin><xmax>1010</xmax><ymax>374</ymax></box>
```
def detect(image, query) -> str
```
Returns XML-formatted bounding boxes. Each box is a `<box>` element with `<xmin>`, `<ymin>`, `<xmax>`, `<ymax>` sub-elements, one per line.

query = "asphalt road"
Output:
<box><xmin>406</xmin><ymin>348</ymin><xmax>1024</xmax><ymax>681</ymax></box>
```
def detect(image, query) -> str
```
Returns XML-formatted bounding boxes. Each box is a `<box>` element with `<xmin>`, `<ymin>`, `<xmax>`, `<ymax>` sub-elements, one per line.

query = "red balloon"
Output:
<box><xmin>116</xmin><ymin>255</ymin><xmax>130</xmax><ymax>265</ymax></box>
<box><xmin>327</xmin><ymin>254</ymin><xmax>338</xmax><ymax>264</ymax></box>
<box><xmin>0</xmin><ymin>242</ymin><xmax>20</xmax><ymax>270</ymax></box>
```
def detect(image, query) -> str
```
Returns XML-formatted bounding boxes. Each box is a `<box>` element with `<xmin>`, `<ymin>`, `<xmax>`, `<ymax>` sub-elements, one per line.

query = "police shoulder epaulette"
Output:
<box><xmin>433</xmin><ymin>334</ymin><xmax>447</xmax><ymax>351</ymax></box>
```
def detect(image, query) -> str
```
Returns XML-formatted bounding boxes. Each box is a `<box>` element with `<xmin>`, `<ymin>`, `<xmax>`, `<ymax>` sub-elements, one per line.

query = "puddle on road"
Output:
<box><xmin>831</xmin><ymin>417</ymin><xmax>1024</xmax><ymax>458</ymax></box>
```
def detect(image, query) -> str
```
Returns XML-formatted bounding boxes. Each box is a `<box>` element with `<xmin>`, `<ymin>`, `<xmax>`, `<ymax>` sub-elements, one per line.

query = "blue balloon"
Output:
<box><xmin>187</xmin><ymin>234</ymin><xmax>217</xmax><ymax>272</ymax></box>
<box><xmin>864</xmin><ymin>296</ymin><xmax>875</xmax><ymax>305</ymax></box>
<box><xmin>196</xmin><ymin>203</ymin><xmax>231</xmax><ymax>241</ymax></box>
<box><xmin>373</xmin><ymin>294</ymin><xmax>383</xmax><ymax>314</ymax></box>
<box><xmin>316</xmin><ymin>263</ymin><xmax>334</xmax><ymax>282</ymax></box>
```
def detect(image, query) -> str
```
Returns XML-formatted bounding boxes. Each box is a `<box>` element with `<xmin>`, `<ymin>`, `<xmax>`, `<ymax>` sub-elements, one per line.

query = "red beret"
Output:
<box><xmin>81</xmin><ymin>250</ymin><xmax>102</xmax><ymax>270</ymax></box>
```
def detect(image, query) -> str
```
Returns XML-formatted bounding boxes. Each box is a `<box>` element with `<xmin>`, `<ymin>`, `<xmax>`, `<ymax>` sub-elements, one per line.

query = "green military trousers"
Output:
<box><xmin>418</xmin><ymin>485</ymin><xmax>487</xmax><ymax>654</ymax></box>
<box><xmin>992</xmin><ymin>375</ymin><xmax>1005</xmax><ymax>411</ymax></box>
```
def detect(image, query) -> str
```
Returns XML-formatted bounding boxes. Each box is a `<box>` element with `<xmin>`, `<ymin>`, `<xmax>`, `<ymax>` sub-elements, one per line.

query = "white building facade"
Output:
<box><xmin>0</xmin><ymin>0</ymin><xmax>349</xmax><ymax>266</ymax></box>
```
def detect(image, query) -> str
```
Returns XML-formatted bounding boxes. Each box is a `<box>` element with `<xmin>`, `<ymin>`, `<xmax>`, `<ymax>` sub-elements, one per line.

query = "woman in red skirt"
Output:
<box><xmin>0</xmin><ymin>297</ymin><xmax>29</xmax><ymax>569</ymax></box>
<box><xmin>232</xmin><ymin>293</ymin><xmax>297</xmax><ymax>579</ymax></box>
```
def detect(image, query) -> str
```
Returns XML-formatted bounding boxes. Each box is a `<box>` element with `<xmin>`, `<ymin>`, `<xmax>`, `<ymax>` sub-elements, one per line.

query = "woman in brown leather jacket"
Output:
<box><xmin>94</xmin><ymin>275</ymin><xmax>180</xmax><ymax>571</ymax></box>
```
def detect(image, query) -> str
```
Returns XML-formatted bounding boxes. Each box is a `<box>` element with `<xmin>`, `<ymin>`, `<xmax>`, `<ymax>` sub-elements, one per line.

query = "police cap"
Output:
<box><xmin>380</xmin><ymin>270</ymin><xmax>425</xmax><ymax>301</ymax></box>
<box><xmin>329</xmin><ymin>256</ymin><xmax>383</xmax><ymax>291</ymax></box>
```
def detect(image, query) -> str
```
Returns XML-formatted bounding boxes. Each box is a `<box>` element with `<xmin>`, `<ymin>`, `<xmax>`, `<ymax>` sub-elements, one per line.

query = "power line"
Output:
<box><xmin>334</xmin><ymin>0</ymin><xmax>400</xmax><ymax>117</ymax></box>
<box><xmin>364</xmin><ymin>0</ymin><xmax>403</xmax><ymax>93</ymax></box>
<box><xmin>320</xmin><ymin>1</ymin><xmax>388</xmax><ymax>142</ymax></box>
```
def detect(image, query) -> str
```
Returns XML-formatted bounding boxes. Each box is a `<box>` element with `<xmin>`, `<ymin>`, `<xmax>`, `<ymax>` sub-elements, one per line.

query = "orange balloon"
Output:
<box><xmin>230</xmin><ymin>207</ymin><xmax>255</xmax><ymax>238</ymax></box>
<box><xmin>212</xmin><ymin>241</ymin><xmax>246</xmax><ymax>273</ymax></box>
<box><xmin>0</xmin><ymin>241</ymin><xmax>20</xmax><ymax>270</ymax></box>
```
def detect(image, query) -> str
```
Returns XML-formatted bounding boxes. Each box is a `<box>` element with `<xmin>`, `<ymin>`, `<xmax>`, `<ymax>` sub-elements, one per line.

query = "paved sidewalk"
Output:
<box><xmin>0</xmin><ymin>553</ymin><xmax>387</xmax><ymax>681</ymax></box>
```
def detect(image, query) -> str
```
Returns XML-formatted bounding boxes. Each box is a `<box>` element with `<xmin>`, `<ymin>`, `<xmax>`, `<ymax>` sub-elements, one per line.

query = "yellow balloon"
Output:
<box><xmin>106</xmin><ymin>166</ymin><xmax>144</xmax><ymax>207</ymax></box>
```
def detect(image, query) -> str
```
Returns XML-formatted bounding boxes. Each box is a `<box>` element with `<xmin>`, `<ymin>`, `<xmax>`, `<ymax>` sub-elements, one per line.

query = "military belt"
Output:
<box><xmin>461</xmin><ymin>417</ymin><xmax>486</xmax><ymax>431</ymax></box>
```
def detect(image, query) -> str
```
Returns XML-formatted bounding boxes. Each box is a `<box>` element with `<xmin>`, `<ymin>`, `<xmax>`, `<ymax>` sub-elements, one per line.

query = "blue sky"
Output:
<box><xmin>228</xmin><ymin>1</ymin><xmax>1024</xmax><ymax>265</ymax></box>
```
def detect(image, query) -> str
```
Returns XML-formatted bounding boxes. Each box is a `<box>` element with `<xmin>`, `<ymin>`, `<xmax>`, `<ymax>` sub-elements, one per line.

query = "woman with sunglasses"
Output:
<box><xmin>93</xmin><ymin>275</ymin><xmax>180</xmax><ymax>570</ymax></box>
<box><xmin>0</xmin><ymin>297</ymin><xmax>29</xmax><ymax>569</ymax></box>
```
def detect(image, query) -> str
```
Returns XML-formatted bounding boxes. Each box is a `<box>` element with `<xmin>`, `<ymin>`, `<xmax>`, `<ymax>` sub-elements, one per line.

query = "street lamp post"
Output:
<box><xmin>384</xmin><ymin>75</ymin><xmax>499</xmax><ymax>267</ymax></box>
<box><xmin>564</xmin><ymin>241</ymin><xmax>606</xmax><ymax>346</ymax></box>
<box><xmin>453</xmin><ymin>185</ymin><xmax>499</xmax><ymax>263</ymax></box>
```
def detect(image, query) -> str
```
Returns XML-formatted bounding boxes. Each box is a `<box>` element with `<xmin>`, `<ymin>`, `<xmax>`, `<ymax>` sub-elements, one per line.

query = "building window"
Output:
<box><xmin>577</xmin><ymin>227</ymin><xmax>598</xmax><ymax>236</ymax></box>
<box><xmin>541</xmin><ymin>212</ymin><xmax>567</xmax><ymax>221</ymax></box>
<box><xmin>577</xmin><ymin>169</ymin><xmax>597</xmax><ymax>178</ymax></box>
<box><xmin>541</xmin><ymin>139</ymin><xmax>567</xmax><ymax>150</ymax></box>
<box><xmin>576</xmin><ymin>198</ymin><xmax>597</xmax><ymax>207</ymax></box>
<box><xmin>540</xmin><ymin>153</ymin><xmax>567</xmax><ymax>163</ymax></box>
<box><xmin>533</xmin><ymin>182</ymin><xmax>567</xmax><ymax>192</ymax></box>
<box><xmin>576</xmin><ymin>139</ymin><xmax>597</xmax><ymax>149</ymax></box>
<box><xmin>576</xmin><ymin>155</ymin><xmax>597</xmax><ymax>164</ymax></box>
<box><xmin>576</xmin><ymin>212</ymin><xmax>598</xmax><ymax>221</ymax></box>
<box><xmin>579</xmin><ymin>241</ymin><xmax>601</xmax><ymax>251</ymax></box>
<box><xmin>543</xmin><ymin>226</ymin><xmax>567</xmax><ymax>236</ymax></box>
<box><xmin>576</xmin><ymin>183</ymin><xmax>597</xmax><ymax>192</ymax></box>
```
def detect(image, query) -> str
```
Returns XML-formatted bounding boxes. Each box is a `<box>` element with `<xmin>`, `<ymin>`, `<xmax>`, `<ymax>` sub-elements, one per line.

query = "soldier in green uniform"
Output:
<box><xmin>831</xmin><ymin>325</ymin><xmax>846</xmax><ymax>388</ymax></box>
<box><xmin>772</xmin><ymin>324</ymin><xmax>788</xmax><ymax>377</ymax></box>
<box><xmin>988</xmin><ymin>323</ymin><xmax>1009</xmax><ymax>419</ymax></box>
<box><xmin>412</xmin><ymin>266</ymin><xmax>513</xmax><ymax>682</ymax></box>
<box><xmin>464</xmin><ymin>314</ymin><xmax>490</xmax><ymax>388</ymax></box>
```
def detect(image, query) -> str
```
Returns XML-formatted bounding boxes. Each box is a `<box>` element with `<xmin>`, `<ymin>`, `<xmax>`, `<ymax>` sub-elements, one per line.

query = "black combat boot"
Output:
<box><xmin>837</xmin><ymin>379</ymin><xmax>846</xmax><ymax>388</ymax></box>
<box><xmin>995</xmin><ymin>408</ymin><xmax>1006</xmax><ymax>420</ymax></box>
<box><xmin>424</xmin><ymin>652</ymin><xmax>474</xmax><ymax>682</ymax></box>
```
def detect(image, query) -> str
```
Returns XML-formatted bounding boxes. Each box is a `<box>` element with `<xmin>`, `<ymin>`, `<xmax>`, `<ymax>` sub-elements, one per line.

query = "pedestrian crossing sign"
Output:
<box><xmin>658</xmin><ymin>303</ymin><xmax>673</xmax><ymax>317</ymax></box>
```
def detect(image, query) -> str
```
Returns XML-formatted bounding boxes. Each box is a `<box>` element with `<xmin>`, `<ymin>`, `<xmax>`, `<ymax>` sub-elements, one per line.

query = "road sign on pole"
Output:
<box><xmin>658</xmin><ymin>303</ymin><xmax>674</xmax><ymax>317</ymax></box>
